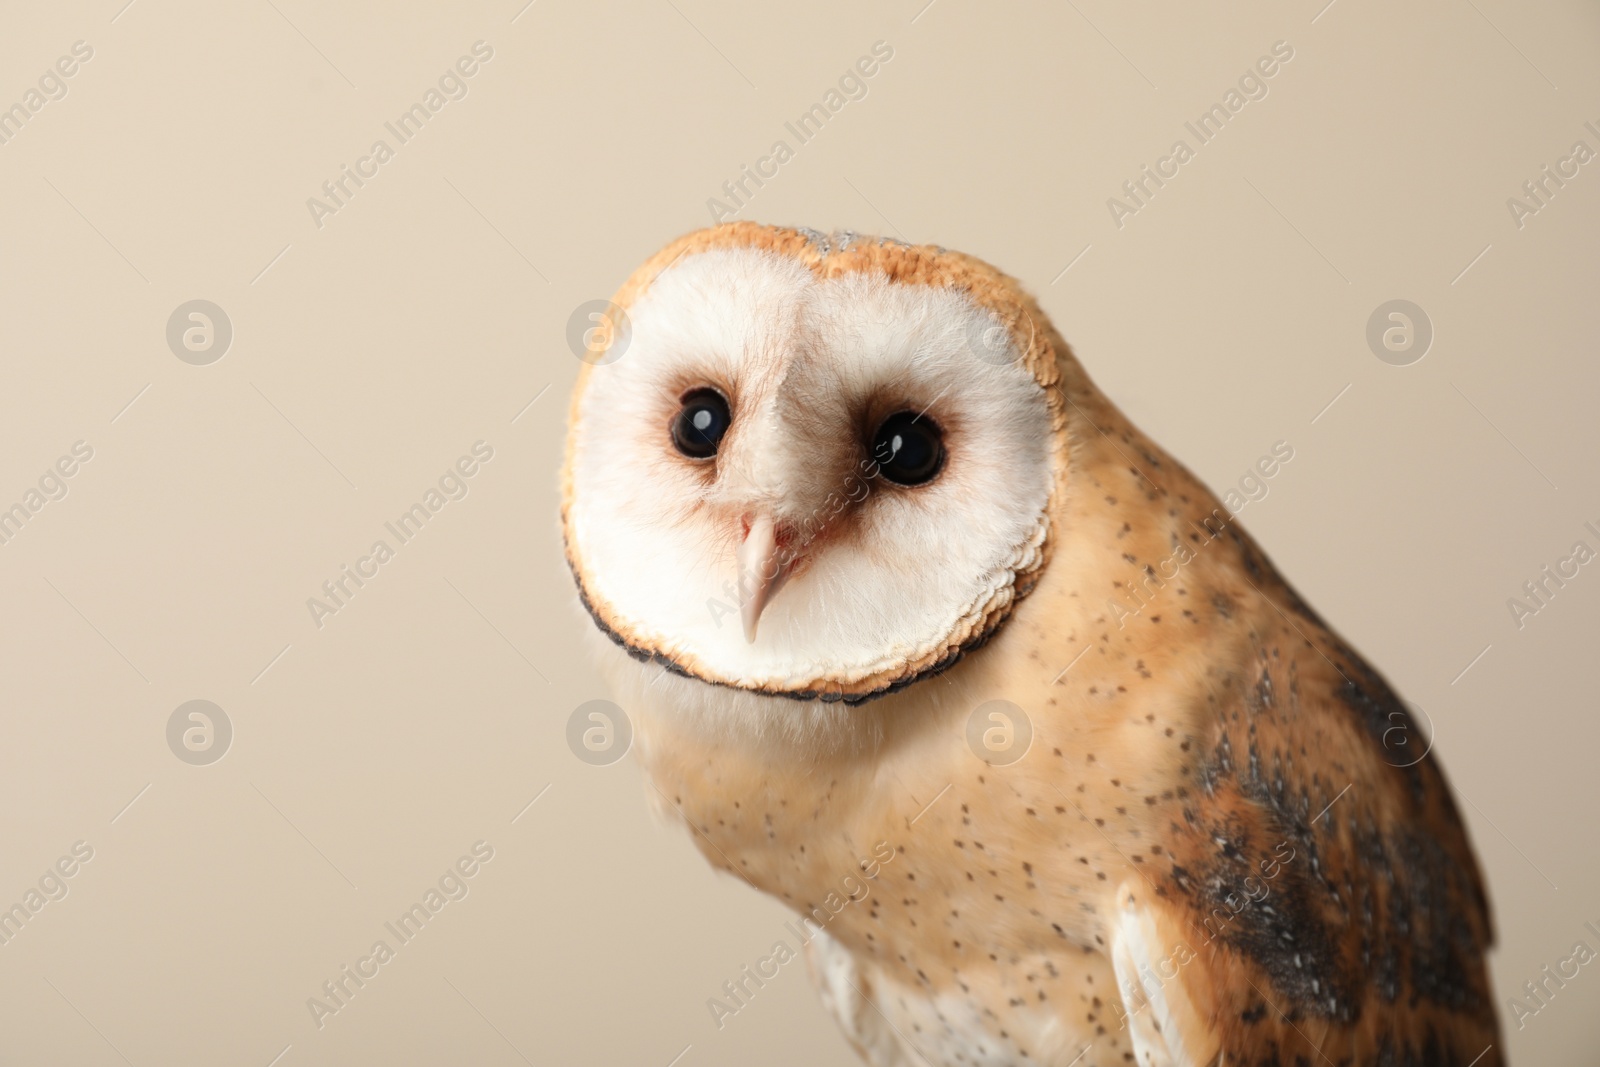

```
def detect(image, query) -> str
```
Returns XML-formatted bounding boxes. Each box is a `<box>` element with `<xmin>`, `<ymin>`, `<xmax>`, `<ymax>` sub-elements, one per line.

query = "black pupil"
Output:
<box><xmin>874</xmin><ymin>412</ymin><xmax>943</xmax><ymax>485</ymax></box>
<box><xmin>672</xmin><ymin>390</ymin><xmax>730</xmax><ymax>458</ymax></box>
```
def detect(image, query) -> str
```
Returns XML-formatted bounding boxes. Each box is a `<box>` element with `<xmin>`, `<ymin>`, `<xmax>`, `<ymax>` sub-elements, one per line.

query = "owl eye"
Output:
<box><xmin>670</xmin><ymin>388</ymin><xmax>732</xmax><ymax>459</ymax></box>
<box><xmin>872</xmin><ymin>412</ymin><xmax>944</xmax><ymax>486</ymax></box>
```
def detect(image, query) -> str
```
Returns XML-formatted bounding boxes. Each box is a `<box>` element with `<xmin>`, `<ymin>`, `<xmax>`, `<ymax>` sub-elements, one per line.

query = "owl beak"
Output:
<box><xmin>736</xmin><ymin>512</ymin><xmax>785</xmax><ymax>643</ymax></box>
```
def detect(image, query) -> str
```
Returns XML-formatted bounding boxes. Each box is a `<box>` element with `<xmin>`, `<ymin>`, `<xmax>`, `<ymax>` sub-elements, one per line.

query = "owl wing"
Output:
<box><xmin>804</xmin><ymin>927</ymin><xmax>926</xmax><ymax>1067</ymax></box>
<box><xmin>1109</xmin><ymin>883</ymin><xmax>1222</xmax><ymax>1067</ymax></box>
<box><xmin>1117</xmin><ymin>568</ymin><xmax>1502</xmax><ymax>1067</ymax></box>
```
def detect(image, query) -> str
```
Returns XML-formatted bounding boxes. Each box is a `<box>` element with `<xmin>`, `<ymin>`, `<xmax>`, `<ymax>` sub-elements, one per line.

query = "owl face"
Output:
<box><xmin>564</xmin><ymin>227</ymin><xmax>1059</xmax><ymax>702</ymax></box>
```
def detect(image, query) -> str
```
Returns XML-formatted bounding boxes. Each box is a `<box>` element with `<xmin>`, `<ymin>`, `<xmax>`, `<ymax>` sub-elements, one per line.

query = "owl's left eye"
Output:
<box><xmin>670</xmin><ymin>388</ymin><xmax>731</xmax><ymax>459</ymax></box>
<box><xmin>872</xmin><ymin>412</ymin><xmax>944</xmax><ymax>486</ymax></box>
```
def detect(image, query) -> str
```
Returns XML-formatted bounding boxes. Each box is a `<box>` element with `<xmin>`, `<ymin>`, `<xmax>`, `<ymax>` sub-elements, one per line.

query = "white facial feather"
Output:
<box><xmin>567</xmin><ymin>245</ymin><xmax>1054</xmax><ymax>696</ymax></box>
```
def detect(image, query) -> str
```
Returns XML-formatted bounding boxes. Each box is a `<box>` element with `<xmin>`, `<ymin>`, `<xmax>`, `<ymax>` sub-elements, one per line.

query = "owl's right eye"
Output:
<box><xmin>670</xmin><ymin>388</ymin><xmax>732</xmax><ymax>459</ymax></box>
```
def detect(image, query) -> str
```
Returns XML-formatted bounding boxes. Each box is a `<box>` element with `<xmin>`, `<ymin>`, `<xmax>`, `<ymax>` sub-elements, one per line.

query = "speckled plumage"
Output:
<box><xmin>563</xmin><ymin>223</ymin><xmax>1501</xmax><ymax>1066</ymax></box>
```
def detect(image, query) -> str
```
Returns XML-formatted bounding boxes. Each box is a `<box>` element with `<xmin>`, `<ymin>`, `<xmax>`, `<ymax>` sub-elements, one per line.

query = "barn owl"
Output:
<box><xmin>561</xmin><ymin>222</ymin><xmax>1501</xmax><ymax>1066</ymax></box>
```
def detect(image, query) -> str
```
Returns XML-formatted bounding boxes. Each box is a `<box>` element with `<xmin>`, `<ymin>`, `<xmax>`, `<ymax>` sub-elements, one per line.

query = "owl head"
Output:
<box><xmin>562</xmin><ymin>222</ymin><xmax>1071</xmax><ymax>704</ymax></box>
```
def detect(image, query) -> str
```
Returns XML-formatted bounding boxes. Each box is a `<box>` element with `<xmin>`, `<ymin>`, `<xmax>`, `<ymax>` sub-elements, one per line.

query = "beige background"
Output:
<box><xmin>0</xmin><ymin>0</ymin><xmax>1596</xmax><ymax>1063</ymax></box>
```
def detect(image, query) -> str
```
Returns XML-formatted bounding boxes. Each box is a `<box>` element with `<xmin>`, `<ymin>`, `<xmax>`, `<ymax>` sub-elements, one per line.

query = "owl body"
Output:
<box><xmin>564</xmin><ymin>224</ymin><xmax>1502</xmax><ymax>1066</ymax></box>
<box><xmin>594</xmin><ymin>600</ymin><xmax>1137</xmax><ymax>1065</ymax></box>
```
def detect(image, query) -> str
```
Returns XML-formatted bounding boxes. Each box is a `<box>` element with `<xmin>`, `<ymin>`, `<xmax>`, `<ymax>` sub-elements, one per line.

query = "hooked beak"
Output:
<box><xmin>736</xmin><ymin>513</ymin><xmax>793</xmax><ymax>643</ymax></box>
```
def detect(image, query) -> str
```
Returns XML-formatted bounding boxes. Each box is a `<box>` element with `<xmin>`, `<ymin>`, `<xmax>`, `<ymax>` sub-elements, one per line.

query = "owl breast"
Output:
<box><xmin>807</xmin><ymin>927</ymin><xmax>1123</xmax><ymax>1067</ymax></box>
<box><xmin>605</xmin><ymin>623</ymin><xmax>1170</xmax><ymax>1067</ymax></box>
